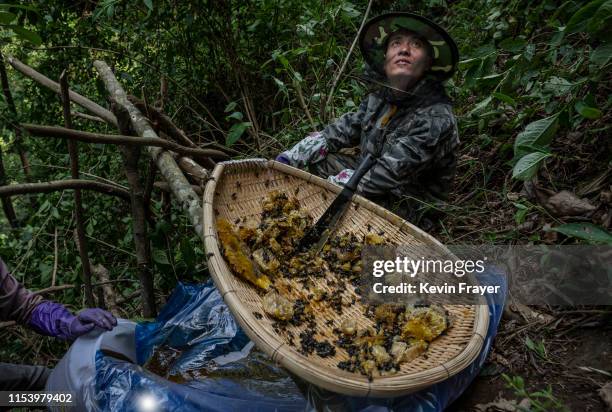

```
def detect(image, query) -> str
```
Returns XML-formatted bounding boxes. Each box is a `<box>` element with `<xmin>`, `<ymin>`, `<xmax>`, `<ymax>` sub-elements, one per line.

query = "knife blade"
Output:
<box><xmin>297</xmin><ymin>153</ymin><xmax>377</xmax><ymax>255</ymax></box>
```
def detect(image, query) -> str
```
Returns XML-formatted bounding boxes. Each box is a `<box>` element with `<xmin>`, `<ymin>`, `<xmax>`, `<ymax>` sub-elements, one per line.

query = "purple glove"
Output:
<box><xmin>28</xmin><ymin>302</ymin><xmax>117</xmax><ymax>341</ymax></box>
<box><xmin>275</xmin><ymin>154</ymin><xmax>290</xmax><ymax>165</ymax></box>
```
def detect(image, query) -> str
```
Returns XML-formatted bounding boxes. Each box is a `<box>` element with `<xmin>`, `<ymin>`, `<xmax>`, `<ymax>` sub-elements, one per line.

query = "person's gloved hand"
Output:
<box><xmin>275</xmin><ymin>154</ymin><xmax>290</xmax><ymax>165</ymax></box>
<box><xmin>73</xmin><ymin>308</ymin><xmax>117</xmax><ymax>334</ymax></box>
<box><xmin>28</xmin><ymin>301</ymin><xmax>117</xmax><ymax>341</ymax></box>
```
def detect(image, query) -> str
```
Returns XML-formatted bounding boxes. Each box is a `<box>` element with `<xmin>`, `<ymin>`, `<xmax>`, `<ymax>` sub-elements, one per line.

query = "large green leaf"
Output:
<box><xmin>543</xmin><ymin>76</ymin><xmax>574</xmax><ymax>96</ymax></box>
<box><xmin>10</xmin><ymin>25</ymin><xmax>42</xmax><ymax>45</ymax></box>
<box><xmin>498</xmin><ymin>38</ymin><xmax>526</xmax><ymax>53</ymax></box>
<box><xmin>514</xmin><ymin>113</ymin><xmax>560</xmax><ymax>157</ymax></box>
<box><xmin>512</xmin><ymin>152</ymin><xmax>551</xmax><ymax>180</ymax></box>
<box><xmin>492</xmin><ymin>92</ymin><xmax>516</xmax><ymax>106</ymax></box>
<box><xmin>549</xmin><ymin>223</ymin><xmax>612</xmax><ymax>244</ymax></box>
<box><xmin>152</xmin><ymin>249</ymin><xmax>170</xmax><ymax>265</ymax></box>
<box><xmin>226</xmin><ymin>111</ymin><xmax>244</xmax><ymax>121</ymax></box>
<box><xmin>469</xmin><ymin>96</ymin><xmax>492</xmax><ymax>116</ymax></box>
<box><xmin>590</xmin><ymin>42</ymin><xmax>612</xmax><ymax>66</ymax></box>
<box><xmin>0</xmin><ymin>11</ymin><xmax>16</xmax><ymax>24</ymax></box>
<box><xmin>586</xmin><ymin>0</ymin><xmax>612</xmax><ymax>34</ymax></box>
<box><xmin>225</xmin><ymin>122</ymin><xmax>251</xmax><ymax>147</ymax></box>
<box><xmin>575</xmin><ymin>101</ymin><xmax>602</xmax><ymax>119</ymax></box>
<box><xmin>566</xmin><ymin>0</ymin><xmax>606</xmax><ymax>34</ymax></box>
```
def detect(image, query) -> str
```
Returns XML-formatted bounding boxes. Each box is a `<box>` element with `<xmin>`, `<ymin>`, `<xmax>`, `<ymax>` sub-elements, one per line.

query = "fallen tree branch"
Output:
<box><xmin>130</xmin><ymin>97</ymin><xmax>197</xmax><ymax>148</ymax></box>
<box><xmin>91</xmin><ymin>264</ymin><xmax>120</xmax><ymax>315</ymax></box>
<box><xmin>154</xmin><ymin>181</ymin><xmax>203</xmax><ymax>195</ymax></box>
<box><xmin>22</xmin><ymin>123</ymin><xmax>229</xmax><ymax>160</ymax></box>
<box><xmin>34</xmin><ymin>284</ymin><xmax>75</xmax><ymax>295</ymax></box>
<box><xmin>160</xmin><ymin>131</ymin><xmax>216</xmax><ymax>169</ymax></box>
<box><xmin>177</xmin><ymin>156</ymin><xmax>209</xmax><ymax>182</ymax></box>
<box><xmin>7</xmin><ymin>56</ymin><xmax>118</xmax><ymax>126</ymax></box>
<box><xmin>8</xmin><ymin>57</ymin><xmax>229</xmax><ymax>164</ymax></box>
<box><xmin>94</xmin><ymin>60</ymin><xmax>205</xmax><ymax>240</ymax></box>
<box><xmin>0</xmin><ymin>179</ymin><xmax>131</xmax><ymax>201</ymax></box>
<box><xmin>131</xmin><ymin>97</ymin><xmax>232</xmax><ymax>155</ymax></box>
<box><xmin>71</xmin><ymin>111</ymin><xmax>105</xmax><ymax>123</ymax></box>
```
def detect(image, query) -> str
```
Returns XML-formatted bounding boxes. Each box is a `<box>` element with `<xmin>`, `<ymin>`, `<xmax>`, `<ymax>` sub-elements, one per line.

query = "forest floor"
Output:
<box><xmin>430</xmin><ymin>137</ymin><xmax>612</xmax><ymax>411</ymax></box>
<box><xmin>451</xmin><ymin>319</ymin><xmax>611</xmax><ymax>411</ymax></box>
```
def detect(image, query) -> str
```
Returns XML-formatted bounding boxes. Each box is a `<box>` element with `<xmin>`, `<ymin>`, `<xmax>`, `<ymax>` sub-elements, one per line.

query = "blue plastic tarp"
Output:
<box><xmin>93</xmin><ymin>267</ymin><xmax>506</xmax><ymax>411</ymax></box>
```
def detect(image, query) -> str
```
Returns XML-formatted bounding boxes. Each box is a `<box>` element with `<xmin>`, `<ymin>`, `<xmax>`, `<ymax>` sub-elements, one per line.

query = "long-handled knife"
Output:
<box><xmin>297</xmin><ymin>153</ymin><xmax>377</xmax><ymax>255</ymax></box>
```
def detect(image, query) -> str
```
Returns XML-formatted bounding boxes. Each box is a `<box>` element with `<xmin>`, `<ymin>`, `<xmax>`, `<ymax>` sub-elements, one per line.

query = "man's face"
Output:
<box><xmin>383</xmin><ymin>31</ymin><xmax>431</xmax><ymax>86</ymax></box>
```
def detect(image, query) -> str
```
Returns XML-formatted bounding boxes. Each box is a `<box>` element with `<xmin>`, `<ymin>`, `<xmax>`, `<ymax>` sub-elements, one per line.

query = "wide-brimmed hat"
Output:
<box><xmin>359</xmin><ymin>12</ymin><xmax>459</xmax><ymax>81</ymax></box>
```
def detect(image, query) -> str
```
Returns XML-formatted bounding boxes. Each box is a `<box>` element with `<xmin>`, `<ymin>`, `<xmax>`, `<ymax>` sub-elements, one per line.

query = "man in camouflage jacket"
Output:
<box><xmin>277</xmin><ymin>12</ymin><xmax>460</xmax><ymax>224</ymax></box>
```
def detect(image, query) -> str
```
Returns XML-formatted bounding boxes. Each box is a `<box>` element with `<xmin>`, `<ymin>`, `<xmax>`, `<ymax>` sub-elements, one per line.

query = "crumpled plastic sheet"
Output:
<box><xmin>93</xmin><ymin>267</ymin><xmax>506</xmax><ymax>411</ymax></box>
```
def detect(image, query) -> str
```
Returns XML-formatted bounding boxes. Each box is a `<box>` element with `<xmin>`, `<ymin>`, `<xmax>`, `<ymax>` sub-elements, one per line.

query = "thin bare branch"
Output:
<box><xmin>322</xmin><ymin>0</ymin><xmax>373</xmax><ymax>121</ymax></box>
<box><xmin>0</xmin><ymin>179</ymin><xmax>131</xmax><ymax>201</ymax></box>
<box><xmin>60</xmin><ymin>69</ymin><xmax>95</xmax><ymax>307</ymax></box>
<box><xmin>7</xmin><ymin>56</ymin><xmax>118</xmax><ymax>126</ymax></box>
<box><xmin>22</xmin><ymin>123</ymin><xmax>229</xmax><ymax>160</ymax></box>
<box><xmin>70</xmin><ymin>111</ymin><xmax>105</xmax><ymax>123</ymax></box>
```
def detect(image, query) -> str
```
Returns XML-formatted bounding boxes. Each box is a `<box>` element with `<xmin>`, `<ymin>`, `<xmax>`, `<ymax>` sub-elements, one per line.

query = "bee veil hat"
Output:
<box><xmin>359</xmin><ymin>12</ymin><xmax>459</xmax><ymax>80</ymax></box>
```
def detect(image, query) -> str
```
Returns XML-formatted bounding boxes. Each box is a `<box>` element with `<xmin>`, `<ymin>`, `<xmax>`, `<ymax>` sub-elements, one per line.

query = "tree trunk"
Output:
<box><xmin>60</xmin><ymin>70</ymin><xmax>95</xmax><ymax>308</ymax></box>
<box><xmin>112</xmin><ymin>103</ymin><xmax>157</xmax><ymax>317</ymax></box>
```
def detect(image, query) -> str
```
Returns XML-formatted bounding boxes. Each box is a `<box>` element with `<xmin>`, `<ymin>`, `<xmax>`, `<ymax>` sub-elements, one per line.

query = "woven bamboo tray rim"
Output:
<box><xmin>202</xmin><ymin>159</ymin><xmax>489</xmax><ymax>397</ymax></box>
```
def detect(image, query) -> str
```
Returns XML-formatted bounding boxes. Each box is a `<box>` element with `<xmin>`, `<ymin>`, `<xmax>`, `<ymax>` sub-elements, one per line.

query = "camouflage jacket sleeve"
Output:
<box><xmin>280</xmin><ymin>99</ymin><xmax>368</xmax><ymax>167</ymax></box>
<box><xmin>357</xmin><ymin>108</ymin><xmax>457</xmax><ymax>197</ymax></box>
<box><xmin>321</xmin><ymin>98</ymin><xmax>368</xmax><ymax>152</ymax></box>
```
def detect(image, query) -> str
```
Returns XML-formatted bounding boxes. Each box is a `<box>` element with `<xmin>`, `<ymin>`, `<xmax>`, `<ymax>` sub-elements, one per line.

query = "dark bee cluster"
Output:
<box><xmin>299</xmin><ymin>329</ymin><xmax>336</xmax><ymax>358</ymax></box>
<box><xmin>218</xmin><ymin>191</ymin><xmax>447</xmax><ymax>379</ymax></box>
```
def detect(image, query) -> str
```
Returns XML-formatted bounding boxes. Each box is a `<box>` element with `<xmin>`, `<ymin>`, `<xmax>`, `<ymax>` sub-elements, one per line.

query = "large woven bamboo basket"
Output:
<box><xmin>202</xmin><ymin>159</ymin><xmax>489</xmax><ymax>397</ymax></box>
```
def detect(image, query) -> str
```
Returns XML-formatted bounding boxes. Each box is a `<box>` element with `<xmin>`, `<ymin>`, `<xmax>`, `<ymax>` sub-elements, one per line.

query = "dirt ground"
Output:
<box><xmin>449</xmin><ymin>312</ymin><xmax>611</xmax><ymax>411</ymax></box>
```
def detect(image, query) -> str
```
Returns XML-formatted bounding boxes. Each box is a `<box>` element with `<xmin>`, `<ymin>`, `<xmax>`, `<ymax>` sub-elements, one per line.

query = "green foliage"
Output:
<box><xmin>524</xmin><ymin>336</ymin><xmax>547</xmax><ymax>360</ymax></box>
<box><xmin>503</xmin><ymin>374</ymin><xmax>570</xmax><ymax>412</ymax></box>
<box><xmin>0</xmin><ymin>3</ymin><xmax>42</xmax><ymax>44</ymax></box>
<box><xmin>0</xmin><ymin>0</ymin><xmax>608</xmax><ymax>368</ymax></box>
<box><xmin>548</xmin><ymin>223</ymin><xmax>612</xmax><ymax>244</ymax></box>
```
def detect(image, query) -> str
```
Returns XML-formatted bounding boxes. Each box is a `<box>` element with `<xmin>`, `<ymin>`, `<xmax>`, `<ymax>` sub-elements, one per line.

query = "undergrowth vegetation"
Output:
<box><xmin>0</xmin><ymin>0</ymin><xmax>610</xmax><ymax>406</ymax></box>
